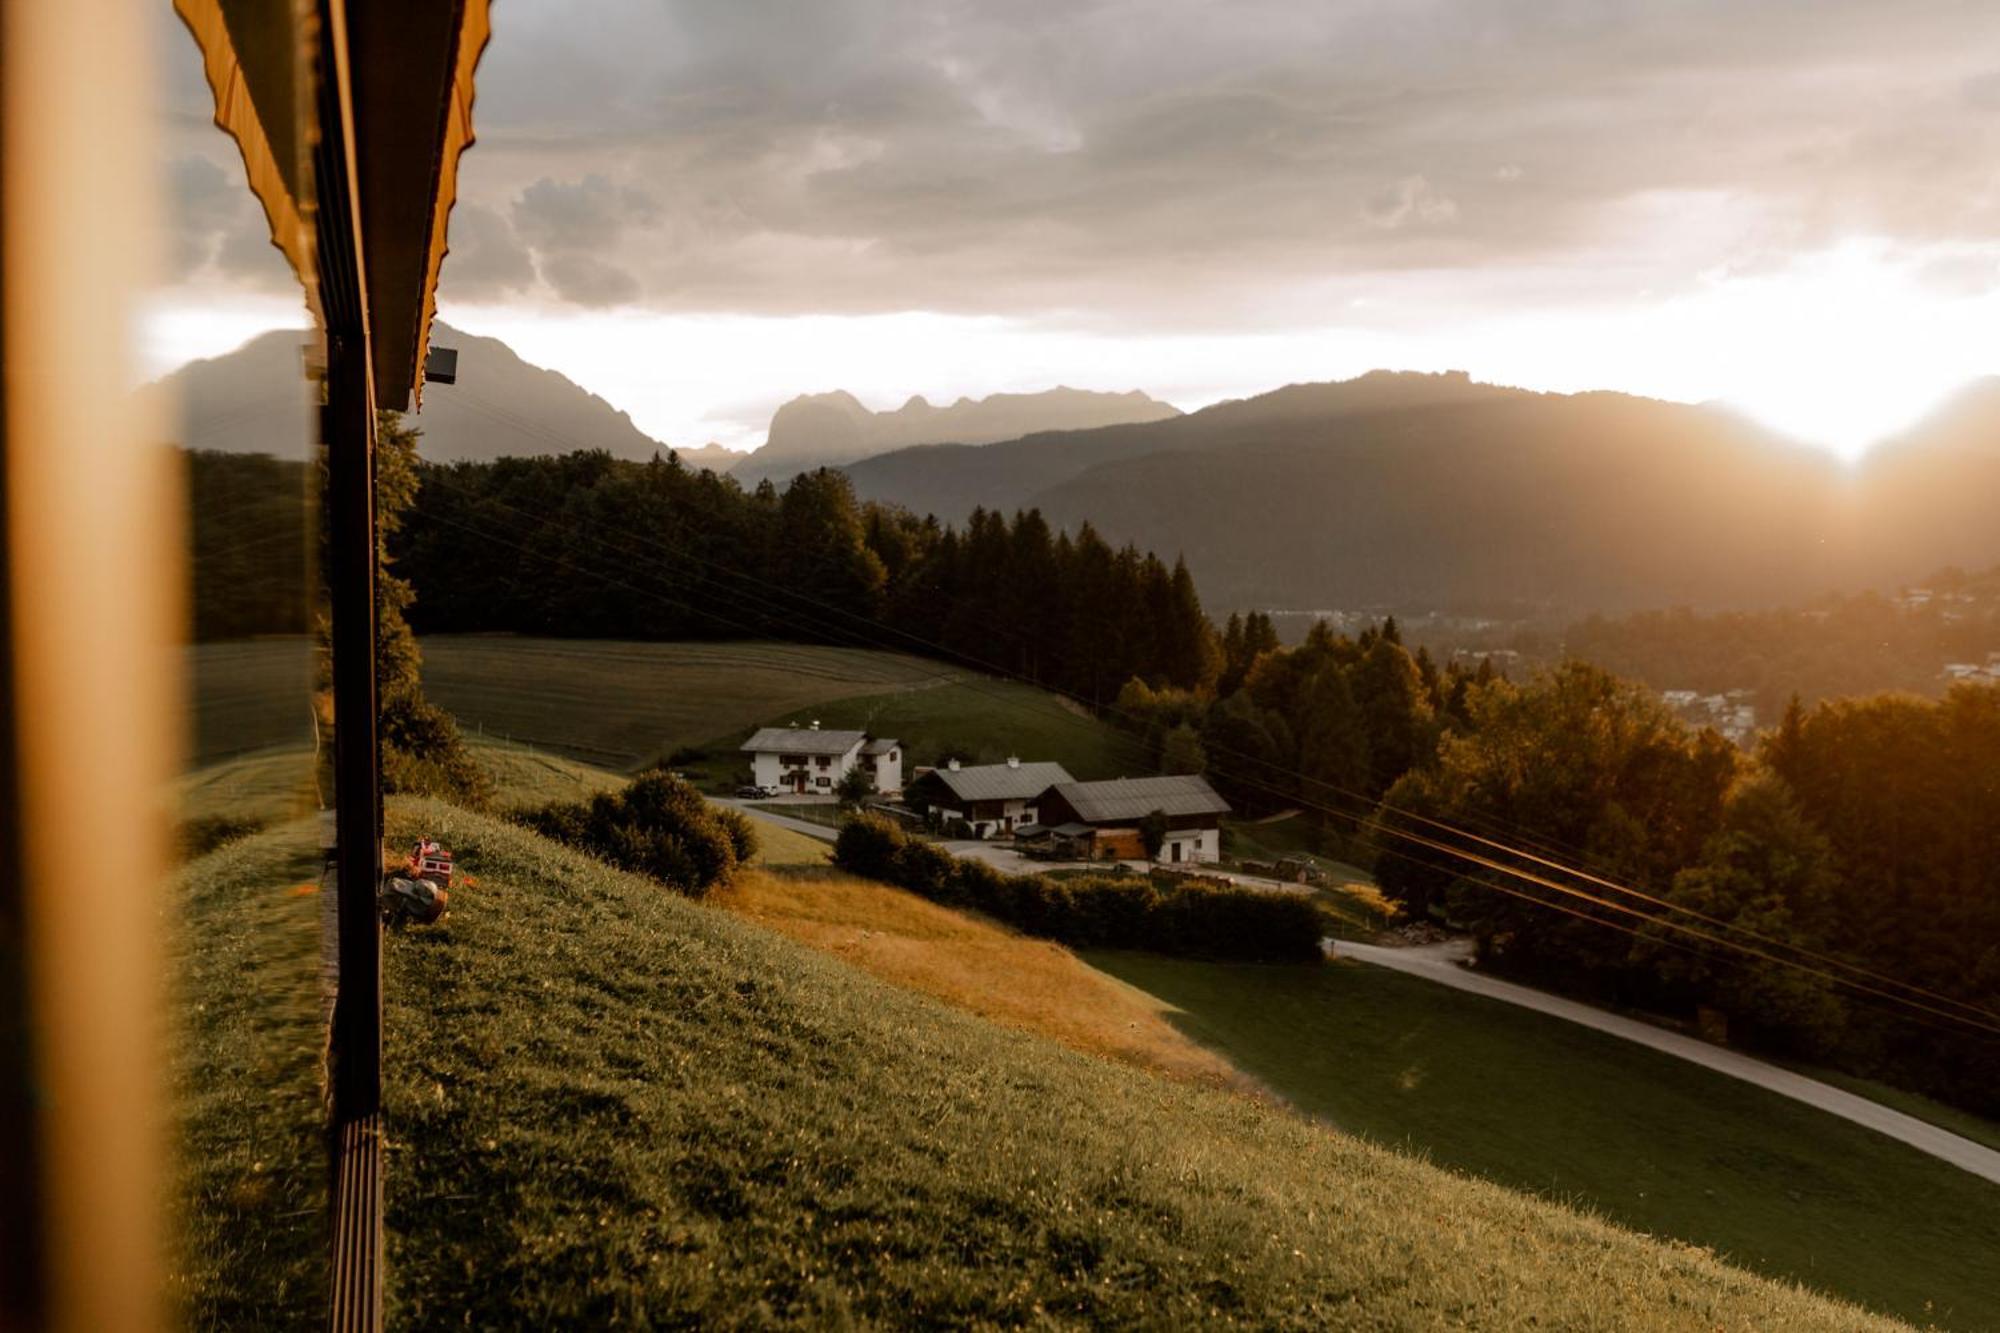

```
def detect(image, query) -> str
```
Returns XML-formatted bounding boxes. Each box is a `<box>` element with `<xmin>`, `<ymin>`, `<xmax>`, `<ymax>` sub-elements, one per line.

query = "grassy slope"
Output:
<box><xmin>737</xmin><ymin>814</ymin><xmax>832</xmax><ymax>868</ymax></box>
<box><xmin>166</xmin><ymin>823</ymin><xmax>329</xmax><ymax>1326</ymax></box>
<box><xmin>175</xmin><ymin>745</ymin><xmax>322</xmax><ymax>826</ymax></box>
<box><xmin>716</xmin><ymin>865</ymin><xmax>1242</xmax><ymax>1090</ymax></box>
<box><xmin>379</xmin><ymin>797</ymin><xmax>1890</xmax><ymax>1329</ymax></box>
<box><xmin>1090</xmin><ymin>952</ymin><xmax>2000</xmax><ymax>1330</ymax></box>
<box><xmin>470</xmin><ymin>736</ymin><xmax>627</xmax><ymax>810</ymax></box>
<box><xmin>419</xmin><ymin>637</ymin><xmax>962</xmax><ymax>768</ymax></box>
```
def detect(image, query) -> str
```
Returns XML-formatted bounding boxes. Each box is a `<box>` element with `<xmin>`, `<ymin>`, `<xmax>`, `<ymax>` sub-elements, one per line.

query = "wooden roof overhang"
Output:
<box><xmin>174</xmin><ymin>0</ymin><xmax>490</xmax><ymax>409</ymax></box>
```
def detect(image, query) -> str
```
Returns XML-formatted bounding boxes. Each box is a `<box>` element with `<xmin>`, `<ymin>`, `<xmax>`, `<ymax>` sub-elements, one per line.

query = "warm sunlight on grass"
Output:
<box><xmin>715</xmin><ymin>866</ymin><xmax>1245</xmax><ymax>1091</ymax></box>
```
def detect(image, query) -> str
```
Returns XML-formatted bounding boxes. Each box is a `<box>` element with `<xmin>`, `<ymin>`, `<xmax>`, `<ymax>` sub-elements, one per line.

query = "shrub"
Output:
<box><xmin>833</xmin><ymin>813</ymin><xmax>1322</xmax><ymax>963</ymax></box>
<box><xmin>521</xmin><ymin>770</ymin><xmax>753</xmax><ymax>897</ymax></box>
<box><xmin>836</xmin><ymin>766</ymin><xmax>874</xmax><ymax>810</ymax></box>
<box><xmin>380</xmin><ymin>688</ymin><xmax>493</xmax><ymax>808</ymax></box>
<box><xmin>176</xmin><ymin>814</ymin><xmax>267</xmax><ymax>861</ymax></box>
<box><xmin>834</xmin><ymin>814</ymin><xmax>906</xmax><ymax>883</ymax></box>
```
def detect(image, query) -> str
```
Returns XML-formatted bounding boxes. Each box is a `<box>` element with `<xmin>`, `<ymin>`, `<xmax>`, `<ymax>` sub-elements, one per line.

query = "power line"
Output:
<box><xmin>398</xmin><ymin>476</ymin><xmax>2000</xmax><ymax>1040</ymax></box>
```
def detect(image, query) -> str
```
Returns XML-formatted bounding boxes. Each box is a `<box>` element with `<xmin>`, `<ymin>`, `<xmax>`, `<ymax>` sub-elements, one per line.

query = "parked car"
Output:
<box><xmin>736</xmin><ymin>783</ymin><xmax>781</xmax><ymax>799</ymax></box>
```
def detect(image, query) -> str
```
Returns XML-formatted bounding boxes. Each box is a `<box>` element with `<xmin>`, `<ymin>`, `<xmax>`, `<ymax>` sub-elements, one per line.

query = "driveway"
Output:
<box><xmin>1332</xmin><ymin>938</ymin><xmax>2000</xmax><ymax>1189</ymax></box>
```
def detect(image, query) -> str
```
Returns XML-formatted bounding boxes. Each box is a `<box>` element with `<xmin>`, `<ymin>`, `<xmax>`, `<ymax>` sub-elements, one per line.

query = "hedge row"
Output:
<box><xmin>523</xmin><ymin>771</ymin><xmax>758</xmax><ymax>897</ymax></box>
<box><xmin>834</xmin><ymin>814</ymin><xmax>1323</xmax><ymax>963</ymax></box>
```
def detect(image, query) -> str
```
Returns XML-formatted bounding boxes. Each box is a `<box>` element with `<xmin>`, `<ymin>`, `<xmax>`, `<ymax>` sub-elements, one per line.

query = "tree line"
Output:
<box><xmin>389</xmin><ymin>449</ymin><xmax>1221</xmax><ymax>705</ymax></box>
<box><xmin>1110</xmin><ymin>617</ymin><xmax>1998</xmax><ymax>1118</ymax></box>
<box><xmin>1371</xmin><ymin>668</ymin><xmax>2000</xmax><ymax>1118</ymax></box>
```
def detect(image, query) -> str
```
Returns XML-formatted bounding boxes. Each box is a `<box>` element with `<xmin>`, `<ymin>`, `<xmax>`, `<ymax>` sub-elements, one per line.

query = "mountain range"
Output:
<box><xmin>726</xmin><ymin>386</ymin><xmax>1181</xmax><ymax>488</ymax></box>
<box><xmin>165</xmin><ymin>323</ymin><xmax>2000</xmax><ymax>619</ymax></box>
<box><xmin>842</xmin><ymin>370</ymin><xmax>2000</xmax><ymax>615</ymax></box>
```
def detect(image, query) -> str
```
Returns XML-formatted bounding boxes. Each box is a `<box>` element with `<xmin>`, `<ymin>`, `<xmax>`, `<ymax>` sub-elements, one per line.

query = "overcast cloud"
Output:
<box><xmin>149</xmin><ymin>2</ymin><xmax>2000</xmax><ymax>453</ymax></box>
<box><xmin>427</xmin><ymin>0</ymin><xmax>2000</xmax><ymax>326</ymax></box>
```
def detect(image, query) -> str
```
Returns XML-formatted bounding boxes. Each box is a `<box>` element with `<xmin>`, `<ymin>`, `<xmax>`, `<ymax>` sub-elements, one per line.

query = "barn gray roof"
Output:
<box><xmin>741</xmin><ymin>726</ymin><xmax>867</xmax><ymax>756</ymax></box>
<box><xmin>1047</xmin><ymin>775</ymin><xmax>1231</xmax><ymax>822</ymax></box>
<box><xmin>921</xmin><ymin>761</ymin><xmax>1074</xmax><ymax>803</ymax></box>
<box><xmin>860</xmin><ymin>737</ymin><xmax>900</xmax><ymax>756</ymax></box>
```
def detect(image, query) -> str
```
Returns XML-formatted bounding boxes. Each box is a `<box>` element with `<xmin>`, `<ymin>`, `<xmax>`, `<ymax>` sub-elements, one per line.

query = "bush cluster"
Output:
<box><xmin>175</xmin><ymin>814</ymin><xmax>266</xmax><ymax>862</ymax></box>
<box><xmin>835</xmin><ymin>814</ymin><xmax>1323</xmax><ymax>962</ymax></box>
<box><xmin>523</xmin><ymin>771</ymin><xmax>757</xmax><ymax>897</ymax></box>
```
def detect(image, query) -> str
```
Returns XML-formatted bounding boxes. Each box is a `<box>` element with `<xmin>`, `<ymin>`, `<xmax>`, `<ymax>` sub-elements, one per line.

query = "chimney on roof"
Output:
<box><xmin>948</xmin><ymin>758</ymin><xmax>961</xmax><ymax>771</ymax></box>
<box><xmin>810</xmin><ymin>719</ymin><xmax>820</xmax><ymax>730</ymax></box>
<box><xmin>1007</xmin><ymin>755</ymin><xmax>1020</xmax><ymax>768</ymax></box>
<box><xmin>788</xmin><ymin>720</ymin><xmax>797</xmax><ymax>728</ymax></box>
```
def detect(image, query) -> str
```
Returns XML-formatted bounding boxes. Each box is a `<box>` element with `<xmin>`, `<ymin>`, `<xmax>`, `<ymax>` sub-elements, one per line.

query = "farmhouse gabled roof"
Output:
<box><xmin>741</xmin><ymin>726</ymin><xmax>868</xmax><ymax>756</ymax></box>
<box><xmin>860</xmin><ymin>737</ymin><xmax>900</xmax><ymax>756</ymax></box>
<box><xmin>922</xmin><ymin>761</ymin><xmax>1074</xmax><ymax>803</ymax></box>
<box><xmin>1047</xmin><ymin>775</ymin><xmax>1231</xmax><ymax>822</ymax></box>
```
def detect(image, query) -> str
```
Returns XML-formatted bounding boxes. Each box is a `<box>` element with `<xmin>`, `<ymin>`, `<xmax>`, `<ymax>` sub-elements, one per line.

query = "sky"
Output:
<box><xmin>151</xmin><ymin>0</ymin><xmax>2000</xmax><ymax>457</ymax></box>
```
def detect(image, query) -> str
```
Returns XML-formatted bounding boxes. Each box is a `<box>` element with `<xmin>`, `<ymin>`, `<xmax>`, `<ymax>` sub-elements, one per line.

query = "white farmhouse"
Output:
<box><xmin>740</xmin><ymin>722</ymin><xmax>901</xmax><ymax>796</ymax></box>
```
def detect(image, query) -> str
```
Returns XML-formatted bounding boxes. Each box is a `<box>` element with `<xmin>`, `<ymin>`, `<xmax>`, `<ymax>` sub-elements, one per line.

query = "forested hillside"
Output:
<box><xmin>845</xmin><ymin>371</ymin><xmax>2000</xmax><ymax>616</ymax></box>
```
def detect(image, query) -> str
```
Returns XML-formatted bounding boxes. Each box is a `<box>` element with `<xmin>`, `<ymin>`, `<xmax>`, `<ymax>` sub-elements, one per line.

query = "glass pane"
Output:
<box><xmin>149</xmin><ymin>9</ymin><xmax>328</xmax><ymax>1324</ymax></box>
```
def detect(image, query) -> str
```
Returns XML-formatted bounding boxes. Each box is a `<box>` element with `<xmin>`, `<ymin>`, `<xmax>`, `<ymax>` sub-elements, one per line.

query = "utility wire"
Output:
<box><xmin>403</xmin><ymin>490</ymin><xmax>2000</xmax><ymax>1043</ymax></box>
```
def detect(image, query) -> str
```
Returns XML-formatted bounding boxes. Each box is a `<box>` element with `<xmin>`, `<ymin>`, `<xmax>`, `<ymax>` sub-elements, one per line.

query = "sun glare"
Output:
<box><xmin>1686</xmin><ymin>241</ymin><xmax>1999</xmax><ymax>458</ymax></box>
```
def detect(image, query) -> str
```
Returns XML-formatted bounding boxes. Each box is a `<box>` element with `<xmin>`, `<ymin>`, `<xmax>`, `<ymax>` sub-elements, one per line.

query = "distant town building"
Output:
<box><xmin>1660</xmin><ymin>688</ymin><xmax>1758</xmax><ymax>746</ymax></box>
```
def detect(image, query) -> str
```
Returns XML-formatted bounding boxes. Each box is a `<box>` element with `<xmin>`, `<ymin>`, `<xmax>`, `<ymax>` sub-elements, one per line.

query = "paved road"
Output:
<box><xmin>1333</xmin><ymin>939</ymin><xmax>2000</xmax><ymax>1189</ymax></box>
<box><xmin>713</xmin><ymin>798</ymin><xmax>839</xmax><ymax>843</ymax></box>
<box><xmin>720</xmin><ymin>802</ymin><xmax>2000</xmax><ymax>1186</ymax></box>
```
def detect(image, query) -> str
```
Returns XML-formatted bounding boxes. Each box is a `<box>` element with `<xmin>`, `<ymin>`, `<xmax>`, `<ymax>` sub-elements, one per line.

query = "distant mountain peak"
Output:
<box><xmin>164</xmin><ymin>320</ymin><xmax>672</xmax><ymax>464</ymax></box>
<box><xmin>729</xmin><ymin>384</ymin><xmax>1182</xmax><ymax>487</ymax></box>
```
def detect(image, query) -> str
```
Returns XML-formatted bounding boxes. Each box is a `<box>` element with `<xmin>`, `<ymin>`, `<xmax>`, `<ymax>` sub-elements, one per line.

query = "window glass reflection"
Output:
<box><xmin>151</xmin><ymin>9</ymin><xmax>328</xmax><ymax>1324</ymax></box>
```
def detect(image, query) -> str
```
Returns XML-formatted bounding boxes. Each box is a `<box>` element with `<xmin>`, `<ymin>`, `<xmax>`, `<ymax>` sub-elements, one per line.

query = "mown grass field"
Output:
<box><xmin>419</xmin><ymin>637</ymin><xmax>964</xmax><ymax>769</ymax></box>
<box><xmin>741</xmin><ymin>677</ymin><xmax>1141</xmax><ymax>779</ymax></box>
<box><xmin>372</xmin><ymin>796</ymin><xmax>1893</xmax><ymax>1329</ymax></box>
<box><xmin>196</xmin><ymin>634</ymin><xmax>1154</xmax><ymax>790</ymax></box>
<box><xmin>1090</xmin><ymin>951</ymin><xmax>2000</xmax><ymax>1329</ymax></box>
<box><xmin>187</xmin><ymin>638</ymin><xmax>318</xmax><ymax>764</ymax></box>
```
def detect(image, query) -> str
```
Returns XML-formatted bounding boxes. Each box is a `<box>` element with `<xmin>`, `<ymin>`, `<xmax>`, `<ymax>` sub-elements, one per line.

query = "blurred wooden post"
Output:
<box><xmin>1</xmin><ymin>0</ymin><xmax>172</xmax><ymax>1327</ymax></box>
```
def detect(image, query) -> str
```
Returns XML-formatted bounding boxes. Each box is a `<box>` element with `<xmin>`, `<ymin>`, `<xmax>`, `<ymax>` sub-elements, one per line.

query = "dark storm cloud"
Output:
<box><xmin>442</xmin><ymin>0</ymin><xmax>2000</xmax><ymax>323</ymax></box>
